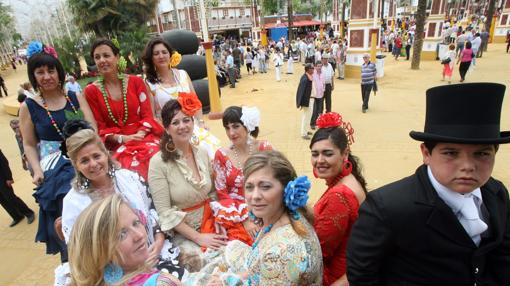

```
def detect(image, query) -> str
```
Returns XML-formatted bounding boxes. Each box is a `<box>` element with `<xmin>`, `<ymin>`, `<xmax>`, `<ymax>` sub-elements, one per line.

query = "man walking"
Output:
<box><xmin>360</xmin><ymin>54</ymin><xmax>377</xmax><ymax>113</ymax></box>
<box><xmin>226</xmin><ymin>50</ymin><xmax>236</xmax><ymax>88</ymax></box>
<box><xmin>0</xmin><ymin>149</ymin><xmax>35</xmax><ymax>227</ymax></box>
<box><xmin>336</xmin><ymin>42</ymin><xmax>347</xmax><ymax>79</ymax></box>
<box><xmin>310</xmin><ymin>61</ymin><xmax>325</xmax><ymax>129</ymax></box>
<box><xmin>296</xmin><ymin>64</ymin><xmax>314</xmax><ymax>139</ymax></box>
<box><xmin>0</xmin><ymin>75</ymin><xmax>8</xmax><ymax>97</ymax></box>
<box><xmin>321</xmin><ymin>54</ymin><xmax>335</xmax><ymax>113</ymax></box>
<box><xmin>478</xmin><ymin>29</ymin><xmax>489</xmax><ymax>57</ymax></box>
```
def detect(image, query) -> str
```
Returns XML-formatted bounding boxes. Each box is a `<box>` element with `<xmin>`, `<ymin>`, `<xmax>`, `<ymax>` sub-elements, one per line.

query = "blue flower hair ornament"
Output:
<box><xmin>27</xmin><ymin>41</ymin><xmax>44</xmax><ymax>58</ymax></box>
<box><xmin>283</xmin><ymin>176</ymin><xmax>311</xmax><ymax>220</ymax></box>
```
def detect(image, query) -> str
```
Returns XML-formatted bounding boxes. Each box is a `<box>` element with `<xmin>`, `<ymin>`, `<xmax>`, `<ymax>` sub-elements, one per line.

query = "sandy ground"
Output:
<box><xmin>0</xmin><ymin>44</ymin><xmax>509</xmax><ymax>285</ymax></box>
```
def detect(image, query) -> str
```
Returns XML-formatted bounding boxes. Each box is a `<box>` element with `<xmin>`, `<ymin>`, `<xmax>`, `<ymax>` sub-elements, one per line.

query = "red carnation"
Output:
<box><xmin>316</xmin><ymin>112</ymin><xmax>342</xmax><ymax>129</ymax></box>
<box><xmin>177</xmin><ymin>92</ymin><xmax>202</xmax><ymax>116</ymax></box>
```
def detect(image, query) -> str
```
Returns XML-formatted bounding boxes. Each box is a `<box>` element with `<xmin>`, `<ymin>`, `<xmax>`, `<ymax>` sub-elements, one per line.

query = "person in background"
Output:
<box><xmin>310</xmin><ymin>61</ymin><xmax>325</xmax><ymax>129</ymax></box>
<box><xmin>245</xmin><ymin>47</ymin><xmax>253</xmax><ymax>75</ymax></box>
<box><xmin>64</xmin><ymin>76</ymin><xmax>82</xmax><ymax>95</ymax></box>
<box><xmin>456</xmin><ymin>41</ymin><xmax>473</xmax><ymax>83</ymax></box>
<box><xmin>0</xmin><ymin>74</ymin><xmax>8</xmax><ymax>97</ymax></box>
<box><xmin>0</xmin><ymin>149</ymin><xmax>35</xmax><ymax>227</ymax></box>
<box><xmin>441</xmin><ymin>44</ymin><xmax>456</xmax><ymax>83</ymax></box>
<box><xmin>405</xmin><ymin>34</ymin><xmax>412</xmax><ymax>61</ymax></box>
<box><xmin>321</xmin><ymin>54</ymin><xmax>335</xmax><ymax>113</ymax></box>
<box><xmin>347</xmin><ymin>83</ymin><xmax>510</xmax><ymax>286</ymax></box>
<box><xmin>296</xmin><ymin>63</ymin><xmax>315</xmax><ymax>140</ymax></box>
<box><xmin>456</xmin><ymin>31</ymin><xmax>467</xmax><ymax>55</ymax></box>
<box><xmin>226</xmin><ymin>50</ymin><xmax>236</xmax><ymax>88</ymax></box>
<box><xmin>273</xmin><ymin>47</ymin><xmax>284</xmax><ymax>82</ymax></box>
<box><xmin>506</xmin><ymin>30</ymin><xmax>510</xmax><ymax>53</ymax></box>
<box><xmin>336</xmin><ymin>42</ymin><xmax>347</xmax><ymax>80</ymax></box>
<box><xmin>470</xmin><ymin>33</ymin><xmax>482</xmax><ymax>66</ymax></box>
<box><xmin>360</xmin><ymin>54</ymin><xmax>377</xmax><ymax>113</ymax></box>
<box><xmin>478</xmin><ymin>29</ymin><xmax>489</xmax><ymax>57</ymax></box>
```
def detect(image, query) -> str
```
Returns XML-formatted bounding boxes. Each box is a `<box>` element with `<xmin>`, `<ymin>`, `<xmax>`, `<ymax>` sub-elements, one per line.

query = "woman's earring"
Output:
<box><xmin>79</xmin><ymin>174</ymin><xmax>90</xmax><ymax>190</ymax></box>
<box><xmin>165</xmin><ymin>140</ymin><xmax>176</xmax><ymax>153</ymax></box>
<box><xmin>103</xmin><ymin>262</ymin><xmax>123</xmax><ymax>284</ymax></box>
<box><xmin>341</xmin><ymin>159</ymin><xmax>353</xmax><ymax>177</ymax></box>
<box><xmin>312</xmin><ymin>167</ymin><xmax>319</xmax><ymax>178</ymax></box>
<box><xmin>108</xmin><ymin>165</ymin><xmax>115</xmax><ymax>178</ymax></box>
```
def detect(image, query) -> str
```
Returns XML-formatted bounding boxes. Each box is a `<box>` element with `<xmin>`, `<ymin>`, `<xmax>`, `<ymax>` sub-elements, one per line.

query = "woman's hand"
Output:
<box><xmin>195</xmin><ymin>233</ymin><xmax>228</xmax><ymax>250</ymax></box>
<box><xmin>243</xmin><ymin>220</ymin><xmax>260</xmax><ymax>239</ymax></box>
<box><xmin>32</xmin><ymin>170</ymin><xmax>44</xmax><ymax>186</ymax></box>
<box><xmin>124</xmin><ymin>133</ymin><xmax>145</xmax><ymax>142</ymax></box>
<box><xmin>146</xmin><ymin>233</ymin><xmax>165</xmax><ymax>267</ymax></box>
<box><xmin>214</xmin><ymin>222</ymin><xmax>227</xmax><ymax>237</ymax></box>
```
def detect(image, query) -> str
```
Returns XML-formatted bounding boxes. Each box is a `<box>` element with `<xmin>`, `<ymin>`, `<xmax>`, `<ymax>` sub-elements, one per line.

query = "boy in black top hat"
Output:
<box><xmin>347</xmin><ymin>83</ymin><xmax>510</xmax><ymax>286</ymax></box>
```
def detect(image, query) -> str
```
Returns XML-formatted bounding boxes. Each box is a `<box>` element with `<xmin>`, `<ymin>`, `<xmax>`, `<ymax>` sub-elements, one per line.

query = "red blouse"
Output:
<box><xmin>313</xmin><ymin>184</ymin><xmax>360</xmax><ymax>286</ymax></box>
<box><xmin>84</xmin><ymin>75</ymin><xmax>163</xmax><ymax>179</ymax></box>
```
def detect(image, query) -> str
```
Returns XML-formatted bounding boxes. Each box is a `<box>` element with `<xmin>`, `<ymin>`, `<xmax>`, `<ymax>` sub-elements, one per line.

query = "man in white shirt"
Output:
<box><xmin>64</xmin><ymin>76</ymin><xmax>81</xmax><ymax>95</ymax></box>
<box><xmin>321</xmin><ymin>54</ymin><xmax>334</xmax><ymax>113</ymax></box>
<box><xmin>470</xmin><ymin>32</ymin><xmax>482</xmax><ymax>66</ymax></box>
<box><xmin>226</xmin><ymin>51</ymin><xmax>236</xmax><ymax>88</ymax></box>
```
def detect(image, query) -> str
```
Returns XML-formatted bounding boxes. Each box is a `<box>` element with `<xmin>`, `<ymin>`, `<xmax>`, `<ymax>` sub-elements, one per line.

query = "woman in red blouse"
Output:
<box><xmin>84</xmin><ymin>39</ymin><xmax>163</xmax><ymax>180</ymax></box>
<box><xmin>309</xmin><ymin>112</ymin><xmax>367</xmax><ymax>286</ymax></box>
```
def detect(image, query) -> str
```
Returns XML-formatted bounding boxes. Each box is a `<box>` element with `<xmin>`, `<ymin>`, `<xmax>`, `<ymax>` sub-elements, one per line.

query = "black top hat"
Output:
<box><xmin>409</xmin><ymin>83</ymin><xmax>510</xmax><ymax>144</ymax></box>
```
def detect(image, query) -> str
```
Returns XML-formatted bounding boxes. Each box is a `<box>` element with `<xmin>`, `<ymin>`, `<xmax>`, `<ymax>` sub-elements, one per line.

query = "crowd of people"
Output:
<box><xmin>0</xmin><ymin>26</ymin><xmax>508</xmax><ymax>286</ymax></box>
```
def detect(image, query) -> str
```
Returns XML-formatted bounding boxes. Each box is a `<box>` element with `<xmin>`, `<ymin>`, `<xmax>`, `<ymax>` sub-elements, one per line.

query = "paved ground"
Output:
<box><xmin>0</xmin><ymin>44</ymin><xmax>509</xmax><ymax>285</ymax></box>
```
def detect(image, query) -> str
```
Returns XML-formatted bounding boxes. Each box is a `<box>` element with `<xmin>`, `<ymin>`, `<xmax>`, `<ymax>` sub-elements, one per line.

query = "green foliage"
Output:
<box><xmin>117</xmin><ymin>26</ymin><xmax>151</xmax><ymax>74</ymax></box>
<box><xmin>0</xmin><ymin>3</ymin><xmax>15</xmax><ymax>42</ymax></box>
<box><xmin>54</xmin><ymin>36</ymin><xmax>83</xmax><ymax>78</ymax></box>
<box><xmin>67</xmin><ymin>0</ymin><xmax>158</xmax><ymax>37</ymax></box>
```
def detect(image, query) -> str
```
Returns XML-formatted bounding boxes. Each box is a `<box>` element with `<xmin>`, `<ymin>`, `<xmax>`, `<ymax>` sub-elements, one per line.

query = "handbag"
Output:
<box><xmin>440</xmin><ymin>58</ymin><xmax>451</xmax><ymax>64</ymax></box>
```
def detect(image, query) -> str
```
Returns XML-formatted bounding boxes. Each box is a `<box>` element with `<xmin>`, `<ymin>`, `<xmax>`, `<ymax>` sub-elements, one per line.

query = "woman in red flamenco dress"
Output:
<box><xmin>211</xmin><ymin>106</ymin><xmax>273</xmax><ymax>245</ymax></box>
<box><xmin>84</xmin><ymin>39</ymin><xmax>163</xmax><ymax>180</ymax></box>
<box><xmin>309</xmin><ymin>112</ymin><xmax>368</xmax><ymax>286</ymax></box>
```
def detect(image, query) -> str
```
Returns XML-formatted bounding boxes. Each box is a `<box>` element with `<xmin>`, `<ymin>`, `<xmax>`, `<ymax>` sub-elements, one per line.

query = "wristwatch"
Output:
<box><xmin>117</xmin><ymin>135</ymin><xmax>123</xmax><ymax>144</ymax></box>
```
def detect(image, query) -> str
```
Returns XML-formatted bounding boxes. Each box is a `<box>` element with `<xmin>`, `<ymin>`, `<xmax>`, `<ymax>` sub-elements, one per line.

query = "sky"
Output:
<box><xmin>2</xmin><ymin>0</ymin><xmax>60</xmax><ymax>38</ymax></box>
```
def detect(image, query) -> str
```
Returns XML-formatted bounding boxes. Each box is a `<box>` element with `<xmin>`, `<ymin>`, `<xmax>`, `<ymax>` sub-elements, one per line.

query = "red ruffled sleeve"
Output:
<box><xmin>314</xmin><ymin>184</ymin><xmax>360</xmax><ymax>286</ymax></box>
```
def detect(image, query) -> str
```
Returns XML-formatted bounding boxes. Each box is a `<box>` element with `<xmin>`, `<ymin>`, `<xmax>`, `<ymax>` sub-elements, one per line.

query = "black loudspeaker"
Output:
<box><xmin>161</xmin><ymin>30</ymin><xmax>199</xmax><ymax>55</ymax></box>
<box><xmin>177</xmin><ymin>55</ymin><xmax>207</xmax><ymax>81</ymax></box>
<box><xmin>192</xmin><ymin>79</ymin><xmax>210</xmax><ymax>114</ymax></box>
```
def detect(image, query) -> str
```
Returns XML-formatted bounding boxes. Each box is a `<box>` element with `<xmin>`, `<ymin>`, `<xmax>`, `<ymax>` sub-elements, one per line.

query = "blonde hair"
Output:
<box><xmin>243</xmin><ymin>150</ymin><xmax>313</xmax><ymax>237</ymax></box>
<box><xmin>66</xmin><ymin>129</ymin><xmax>115</xmax><ymax>192</ymax></box>
<box><xmin>68</xmin><ymin>194</ymin><xmax>124</xmax><ymax>286</ymax></box>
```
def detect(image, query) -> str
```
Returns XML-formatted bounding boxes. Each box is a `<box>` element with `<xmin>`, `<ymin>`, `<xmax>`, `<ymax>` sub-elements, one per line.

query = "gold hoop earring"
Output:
<box><xmin>165</xmin><ymin>141</ymin><xmax>176</xmax><ymax>153</ymax></box>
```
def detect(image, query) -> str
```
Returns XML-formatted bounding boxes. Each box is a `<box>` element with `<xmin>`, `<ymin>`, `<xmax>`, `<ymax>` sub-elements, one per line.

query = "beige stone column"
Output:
<box><xmin>345</xmin><ymin>0</ymin><xmax>382</xmax><ymax>78</ymax></box>
<box><xmin>494</xmin><ymin>0</ymin><xmax>510</xmax><ymax>43</ymax></box>
<box><xmin>421</xmin><ymin>0</ymin><xmax>447</xmax><ymax>60</ymax></box>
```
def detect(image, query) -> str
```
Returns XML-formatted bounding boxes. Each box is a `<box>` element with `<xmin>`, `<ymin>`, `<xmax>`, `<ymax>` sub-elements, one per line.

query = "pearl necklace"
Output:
<box><xmin>231</xmin><ymin>138</ymin><xmax>254</xmax><ymax>169</ymax></box>
<box><xmin>98</xmin><ymin>75</ymin><xmax>128</xmax><ymax>126</ymax></box>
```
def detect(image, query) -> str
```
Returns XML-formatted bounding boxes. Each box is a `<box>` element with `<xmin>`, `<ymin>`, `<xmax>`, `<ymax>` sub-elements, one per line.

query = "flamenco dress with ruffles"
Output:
<box><xmin>85</xmin><ymin>75</ymin><xmax>164</xmax><ymax>180</ymax></box>
<box><xmin>313</xmin><ymin>179</ymin><xmax>360</xmax><ymax>286</ymax></box>
<box><xmin>210</xmin><ymin>141</ymin><xmax>272</xmax><ymax>245</ymax></box>
<box><xmin>25</xmin><ymin>91</ymin><xmax>83</xmax><ymax>262</ymax></box>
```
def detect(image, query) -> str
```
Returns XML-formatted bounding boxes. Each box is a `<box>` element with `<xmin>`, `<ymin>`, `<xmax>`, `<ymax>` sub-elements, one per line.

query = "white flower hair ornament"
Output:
<box><xmin>240</xmin><ymin>106</ymin><xmax>260</xmax><ymax>132</ymax></box>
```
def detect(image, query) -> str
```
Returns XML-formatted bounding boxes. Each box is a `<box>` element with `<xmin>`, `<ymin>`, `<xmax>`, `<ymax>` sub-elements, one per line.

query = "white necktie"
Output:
<box><xmin>459</xmin><ymin>194</ymin><xmax>488</xmax><ymax>246</ymax></box>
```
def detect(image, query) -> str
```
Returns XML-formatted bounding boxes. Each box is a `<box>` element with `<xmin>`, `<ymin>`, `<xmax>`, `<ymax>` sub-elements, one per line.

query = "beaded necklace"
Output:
<box><xmin>251</xmin><ymin>223</ymin><xmax>274</xmax><ymax>250</ymax></box>
<box><xmin>98</xmin><ymin>75</ymin><xmax>128</xmax><ymax>126</ymax></box>
<box><xmin>40</xmin><ymin>93</ymin><xmax>79</xmax><ymax>139</ymax></box>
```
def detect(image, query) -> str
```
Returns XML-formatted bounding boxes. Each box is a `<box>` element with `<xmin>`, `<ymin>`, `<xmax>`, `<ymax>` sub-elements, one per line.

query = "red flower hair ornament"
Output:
<box><xmin>316</xmin><ymin>112</ymin><xmax>355</xmax><ymax>145</ymax></box>
<box><xmin>177</xmin><ymin>92</ymin><xmax>202</xmax><ymax>116</ymax></box>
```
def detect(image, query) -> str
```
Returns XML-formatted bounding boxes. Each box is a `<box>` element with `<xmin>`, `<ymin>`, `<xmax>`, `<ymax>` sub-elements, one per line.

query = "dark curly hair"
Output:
<box><xmin>142</xmin><ymin>37</ymin><xmax>175</xmax><ymax>84</ymax></box>
<box><xmin>310</xmin><ymin>127</ymin><xmax>367</xmax><ymax>193</ymax></box>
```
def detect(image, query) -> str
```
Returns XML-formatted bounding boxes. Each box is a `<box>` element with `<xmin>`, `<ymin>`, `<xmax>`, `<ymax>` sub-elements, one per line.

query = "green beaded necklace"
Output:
<box><xmin>98</xmin><ymin>74</ymin><xmax>128</xmax><ymax>126</ymax></box>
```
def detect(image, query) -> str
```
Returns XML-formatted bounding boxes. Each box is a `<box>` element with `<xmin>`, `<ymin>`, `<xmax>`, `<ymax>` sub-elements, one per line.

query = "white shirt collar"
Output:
<box><xmin>427</xmin><ymin>166</ymin><xmax>483</xmax><ymax>213</ymax></box>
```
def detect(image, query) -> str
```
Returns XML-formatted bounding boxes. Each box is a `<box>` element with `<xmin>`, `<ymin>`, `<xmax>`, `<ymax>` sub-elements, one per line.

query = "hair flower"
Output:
<box><xmin>27</xmin><ymin>41</ymin><xmax>43</xmax><ymax>58</ymax></box>
<box><xmin>43</xmin><ymin>45</ymin><xmax>58</xmax><ymax>58</ymax></box>
<box><xmin>284</xmin><ymin>176</ymin><xmax>311</xmax><ymax>219</ymax></box>
<box><xmin>177</xmin><ymin>92</ymin><xmax>202</xmax><ymax>116</ymax></box>
<box><xmin>240</xmin><ymin>106</ymin><xmax>260</xmax><ymax>132</ymax></box>
<box><xmin>170</xmin><ymin>51</ymin><xmax>182</xmax><ymax>68</ymax></box>
<box><xmin>316</xmin><ymin>112</ymin><xmax>342</xmax><ymax>129</ymax></box>
<box><xmin>117</xmin><ymin>56</ymin><xmax>127</xmax><ymax>73</ymax></box>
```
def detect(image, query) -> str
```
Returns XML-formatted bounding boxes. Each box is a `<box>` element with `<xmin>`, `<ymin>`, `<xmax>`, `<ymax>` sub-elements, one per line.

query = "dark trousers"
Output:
<box><xmin>507</xmin><ymin>42</ymin><xmax>510</xmax><ymax>53</ymax></box>
<box><xmin>477</xmin><ymin>42</ymin><xmax>487</xmax><ymax>57</ymax></box>
<box><xmin>361</xmin><ymin>83</ymin><xmax>373</xmax><ymax>110</ymax></box>
<box><xmin>310</xmin><ymin>97</ymin><xmax>324</xmax><ymax>128</ymax></box>
<box><xmin>0</xmin><ymin>83</ymin><xmax>7</xmax><ymax>97</ymax></box>
<box><xmin>405</xmin><ymin>45</ymin><xmax>411</xmax><ymax>60</ymax></box>
<box><xmin>0</xmin><ymin>185</ymin><xmax>34</xmax><ymax>221</ymax></box>
<box><xmin>324</xmin><ymin>83</ymin><xmax>332</xmax><ymax>112</ymax></box>
<box><xmin>459</xmin><ymin>61</ymin><xmax>471</xmax><ymax>80</ymax></box>
<box><xmin>227</xmin><ymin>67</ymin><xmax>236</xmax><ymax>87</ymax></box>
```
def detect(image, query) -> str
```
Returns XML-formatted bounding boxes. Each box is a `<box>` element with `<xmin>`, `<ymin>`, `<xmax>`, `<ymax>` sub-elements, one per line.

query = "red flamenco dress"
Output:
<box><xmin>85</xmin><ymin>75</ymin><xmax>164</xmax><ymax>180</ymax></box>
<box><xmin>211</xmin><ymin>141</ymin><xmax>272</xmax><ymax>245</ymax></box>
<box><xmin>313</xmin><ymin>177</ymin><xmax>360</xmax><ymax>286</ymax></box>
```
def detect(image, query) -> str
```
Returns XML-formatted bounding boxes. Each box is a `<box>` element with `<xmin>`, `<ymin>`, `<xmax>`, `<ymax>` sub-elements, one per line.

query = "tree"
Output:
<box><xmin>54</xmin><ymin>36</ymin><xmax>82</xmax><ymax>78</ymax></box>
<box><xmin>287</xmin><ymin>0</ymin><xmax>293</xmax><ymax>41</ymax></box>
<box><xmin>67</xmin><ymin>0</ymin><xmax>158</xmax><ymax>37</ymax></box>
<box><xmin>117</xmin><ymin>26</ymin><xmax>151</xmax><ymax>74</ymax></box>
<box><xmin>411</xmin><ymin>0</ymin><xmax>427</xmax><ymax>70</ymax></box>
<box><xmin>484</xmin><ymin>0</ymin><xmax>496</xmax><ymax>38</ymax></box>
